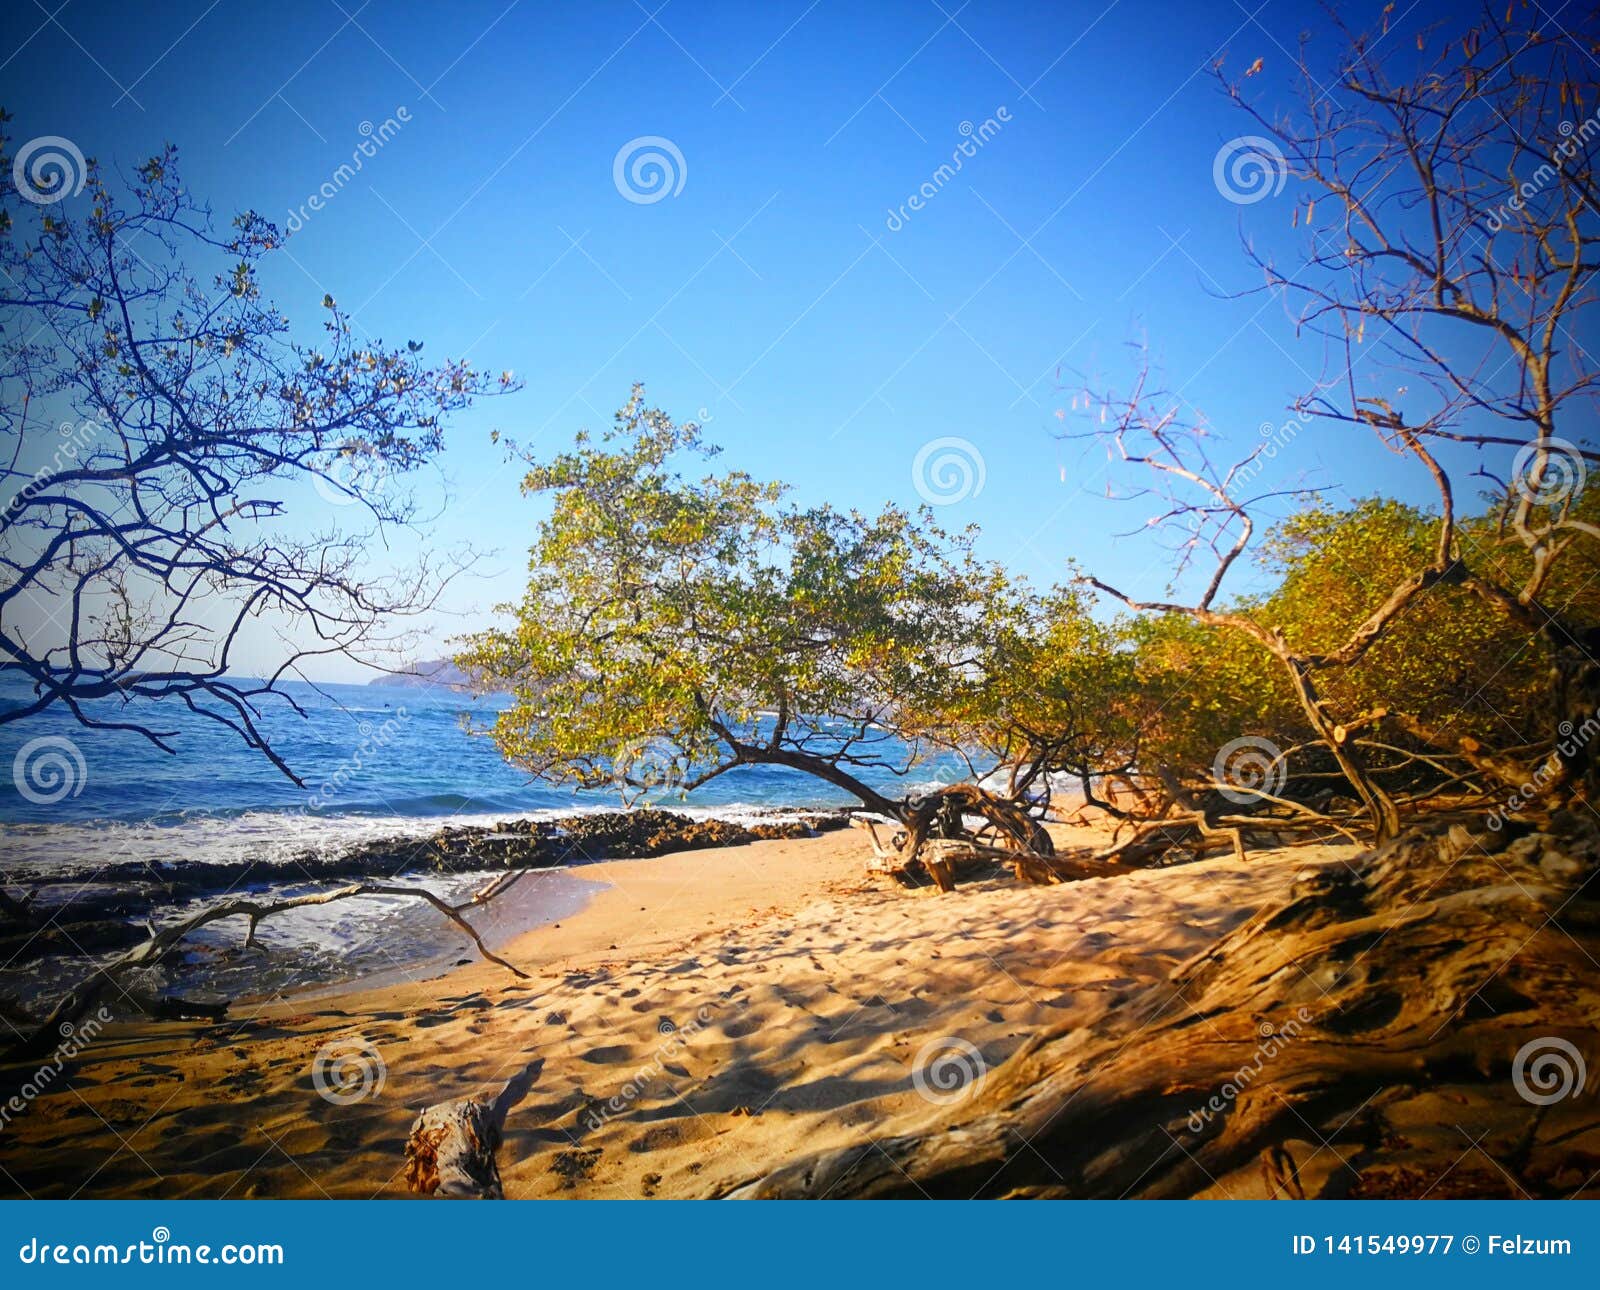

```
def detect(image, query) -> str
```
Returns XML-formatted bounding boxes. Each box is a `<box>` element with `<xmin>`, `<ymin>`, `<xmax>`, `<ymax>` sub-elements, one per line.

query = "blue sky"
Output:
<box><xmin>3</xmin><ymin>0</ymin><xmax>1494</xmax><ymax>678</ymax></box>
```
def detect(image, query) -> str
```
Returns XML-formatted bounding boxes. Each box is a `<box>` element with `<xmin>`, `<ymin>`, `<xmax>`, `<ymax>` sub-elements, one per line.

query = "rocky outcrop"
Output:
<box><xmin>0</xmin><ymin>810</ymin><xmax>848</xmax><ymax>969</ymax></box>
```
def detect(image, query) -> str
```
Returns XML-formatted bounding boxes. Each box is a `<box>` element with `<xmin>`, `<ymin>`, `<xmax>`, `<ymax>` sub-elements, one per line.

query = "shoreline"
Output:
<box><xmin>0</xmin><ymin>821</ymin><xmax>1370</xmax><ymax>1199</ymax></box>
<box><xmin>0</xmin><ymin>806</ymin><xmax>856</xmax><ymax>1015</ymax></box>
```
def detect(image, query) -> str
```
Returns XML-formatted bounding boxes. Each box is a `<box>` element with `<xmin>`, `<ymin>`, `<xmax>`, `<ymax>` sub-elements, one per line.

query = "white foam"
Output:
<box><xmin>0</xmin><ymin>802</ymin><xmax>842</xmax><ymax>880</ymax></box>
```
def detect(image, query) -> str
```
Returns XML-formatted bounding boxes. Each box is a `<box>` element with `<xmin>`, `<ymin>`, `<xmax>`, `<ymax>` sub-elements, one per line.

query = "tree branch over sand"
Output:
<box><xmin>8</xmin><ymin>873</ymin><xmax>530</xmax><ymax>1060</ymax></box>
<box><xmin>457</xmin><ymin>387</ymin><xmax>1074</xmax><ymax>883</ymax></box>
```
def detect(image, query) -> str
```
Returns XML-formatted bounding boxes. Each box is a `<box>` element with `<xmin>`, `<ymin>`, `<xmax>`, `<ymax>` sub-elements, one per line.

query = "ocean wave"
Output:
<box><xmin>0</xmin><ymin>800</ymin><xmax>843</xmax><ymax>880</ymax></box>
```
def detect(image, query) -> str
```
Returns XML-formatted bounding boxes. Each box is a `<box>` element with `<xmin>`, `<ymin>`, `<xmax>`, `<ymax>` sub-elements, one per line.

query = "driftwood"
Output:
<box><xmin>1087</xmin><ymin>766</ymin><xmax>1367</xmax><ymax>869</ymax></box>
<box><xmin>7</xmin><ymin>875</ymin><xmax>531</xmax><ymax>1060</ymax></box>
<box><xmin>856</xmin><ymin>820</ymin><xmax>991</xmax><ymax>891</ymax></box>
<box><xmin>856</xmin><ymin>784</ymin><xmax>1071</xmax><ymax>891</ymax></box>
<box><xmin>723</xmin><ymin>815</ymin><xmax>1600</xmax><ymax>1198</ymax></box>
<box><xmin>404</xmin><ymin>1060</ymin><xmax>543</xmax><ymax>1198</ymax></box>
<box><xmin>857</xmin><ymin>781</ymin><xmax>1167</xmax><ymax>890</ymax></box>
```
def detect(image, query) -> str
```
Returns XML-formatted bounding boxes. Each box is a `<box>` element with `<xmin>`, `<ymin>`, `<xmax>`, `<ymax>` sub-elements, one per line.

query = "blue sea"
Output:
<box><xmin>0</xmin><ymin>673</ymin><xmax>965</xmax><ymax>860</ymax></box>
<box><xmin>0</xmin><ymin>673</ymin><xmax>963</xmax><ymax>1005</ymax></box>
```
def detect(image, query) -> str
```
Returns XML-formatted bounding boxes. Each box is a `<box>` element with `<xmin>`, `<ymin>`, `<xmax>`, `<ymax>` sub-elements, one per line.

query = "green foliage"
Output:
<box><xmin>1012</xmin><ymin>497</ymin><xmax>1596</xmax><ymax>796</ymax></box>
<box><xmin>1256</xmin><ymin>500</ymin><xmax>1531</xmax><ymax>741</ymax></box>
<box><xmin>464</xmin><ymin>391</ymin><xmax>1590</xmax><ymax>814</ymax></box>
<box><xmin>460</xmin><ymin>388</ymin><xmax>1019</xmax><ymax>811</ymax></box>
<box><xmin>0</xmin><ymin>130</ymin><xmax>509</xmax><ymax>776</ymax></box>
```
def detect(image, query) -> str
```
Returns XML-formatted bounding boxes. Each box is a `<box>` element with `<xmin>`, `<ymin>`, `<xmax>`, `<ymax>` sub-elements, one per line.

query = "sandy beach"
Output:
<box><xmin>0</xmin><ymin>823</ymin><xmax>1366</xmax><ymax>1199</ymax></box>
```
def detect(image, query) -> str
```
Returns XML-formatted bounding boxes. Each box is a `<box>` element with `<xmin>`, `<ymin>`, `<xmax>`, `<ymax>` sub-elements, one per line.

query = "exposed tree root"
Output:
<box><xmin>725</xmin><ymin>813</ymin><xmax>1600</xmax><ymax>1198</ymax></box>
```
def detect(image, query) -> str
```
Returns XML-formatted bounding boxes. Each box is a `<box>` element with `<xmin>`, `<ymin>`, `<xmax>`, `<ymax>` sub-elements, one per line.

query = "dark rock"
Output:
<box><xmin>0</xmin><ymin>808</ymin><xmax>850</xmax><ymax>970</ymax></box>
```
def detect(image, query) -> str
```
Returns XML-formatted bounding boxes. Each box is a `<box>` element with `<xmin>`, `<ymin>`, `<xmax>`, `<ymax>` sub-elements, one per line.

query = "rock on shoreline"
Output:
<box><xmin>0</xmin><ymin>808</ymin><xmax>851</xmax><ymax>969</ymax></box>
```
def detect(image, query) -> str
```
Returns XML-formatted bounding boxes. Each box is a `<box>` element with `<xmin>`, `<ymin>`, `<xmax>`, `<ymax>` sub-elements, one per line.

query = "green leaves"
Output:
<box><xmin>460</xmin><ymin>389</ymin><xmax>1018</xmax><ymax>808</ymax></box>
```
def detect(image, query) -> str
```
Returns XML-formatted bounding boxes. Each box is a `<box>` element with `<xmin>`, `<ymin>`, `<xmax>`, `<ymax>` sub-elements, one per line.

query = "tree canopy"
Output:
<box><xmin>0</xmin><ymin>130</ymin><xmax>511</xmax><ymax>779</ymax></box>
<box><xmin>459</xmin><ymin>387</ymin><xmax>1021</xmax><ymax>822</ymax></box>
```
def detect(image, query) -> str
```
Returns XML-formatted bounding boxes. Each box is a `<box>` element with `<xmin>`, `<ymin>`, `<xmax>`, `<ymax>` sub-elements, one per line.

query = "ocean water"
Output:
<box><xmin>0</xmin><ymin>673</ymin><xmax>963</xmax><ymax>1006</ymax></box>
<box><xmin>0</xmin><ymin>673</ymin><xmax>964</xmax><ymax>864</ymax></box>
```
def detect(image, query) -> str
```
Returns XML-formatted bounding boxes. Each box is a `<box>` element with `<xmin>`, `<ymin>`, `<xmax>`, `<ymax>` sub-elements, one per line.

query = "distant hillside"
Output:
<box><xmin>367</xmin><ymin>658</ymin><xmax>471</xmax><ymax>690</ymax></box>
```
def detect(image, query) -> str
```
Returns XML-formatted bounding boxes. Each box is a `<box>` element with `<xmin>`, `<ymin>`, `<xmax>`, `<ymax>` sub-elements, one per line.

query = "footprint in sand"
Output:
<box><xmin>578</xmin><ymin>1044</ymin><xmax>634</xmax><ymax>1064</ymax></box>
<box><xmin>720</xmin><ymin>1015</ymin><xmax>763</xmax><ymax>1039</ymax></box>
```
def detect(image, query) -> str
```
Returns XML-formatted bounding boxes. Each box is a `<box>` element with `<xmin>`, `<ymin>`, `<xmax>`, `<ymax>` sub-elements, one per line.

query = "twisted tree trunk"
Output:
<box><xmin>725</xmin><ymin>815</ymin><xmax>1600</xmax><ymax>1199</ymax></box>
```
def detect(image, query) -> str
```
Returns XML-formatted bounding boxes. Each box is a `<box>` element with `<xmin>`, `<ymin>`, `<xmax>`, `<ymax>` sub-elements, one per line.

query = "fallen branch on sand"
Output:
<box><xmin>857</xmin><ymin>784</ymin><xmax>1070</xmax><ymax>891</ymax></box>
<box><xmin>6</xmin><ymin>874</ymin><xmax>532</xmax><ymax>1061</ymax></box>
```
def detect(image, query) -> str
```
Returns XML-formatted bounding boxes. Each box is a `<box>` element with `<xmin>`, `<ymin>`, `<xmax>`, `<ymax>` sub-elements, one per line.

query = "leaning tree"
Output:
<box><xmin>721</xmin><ymin>8</ymin><xmax>1600</xmax><ymax>1199</ymax></box>
<box><xmin>0</xmin><ymin>127</ymin><xmax>512</xmax><ymax>781</ymax></box>
<box><xmin>458</xmin><ymin>386</ymin><xmax>1058</xmax><ymax>879</ymax></box>
<box><xmin>1067</xmin><ymin>6</ymin><xmax>1599</xmax><ymax>842</ymax></box>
